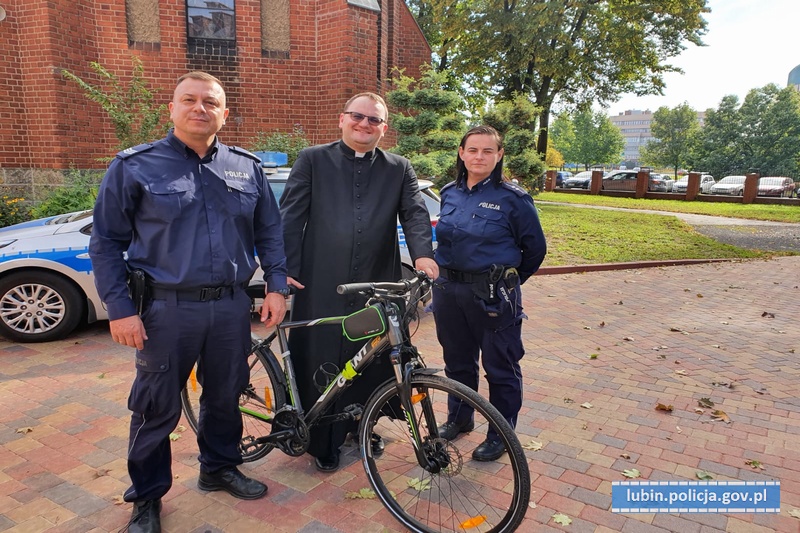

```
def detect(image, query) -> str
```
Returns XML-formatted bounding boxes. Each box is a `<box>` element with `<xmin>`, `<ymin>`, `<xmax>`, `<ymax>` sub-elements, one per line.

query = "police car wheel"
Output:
<box><xmin>0</xmin><ymin>271</ymin><xmax>85</xmax><ymax>343</ymax></box>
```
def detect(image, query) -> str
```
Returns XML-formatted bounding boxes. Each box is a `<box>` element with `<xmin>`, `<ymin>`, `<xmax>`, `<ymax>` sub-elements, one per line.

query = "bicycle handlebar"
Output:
<box><xmin>337</xmin><ymin>272</ymin><xmax>430</xmax><ymax>296</ymax></box>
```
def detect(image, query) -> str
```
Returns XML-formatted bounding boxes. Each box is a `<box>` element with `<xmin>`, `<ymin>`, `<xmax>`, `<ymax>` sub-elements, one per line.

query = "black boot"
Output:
<box><xmin>197</xmin><ymin>466</ymin><xmax>268</xmax><ymax>500</ymax></box>
<box><xmin>128</xmin><ymin>499</ymin><xmax>161</xmax><ymax>533</ymax></box>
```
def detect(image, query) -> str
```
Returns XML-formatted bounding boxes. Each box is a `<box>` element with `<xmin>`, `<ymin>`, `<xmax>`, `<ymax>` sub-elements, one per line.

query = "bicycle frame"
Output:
<box><xmin>245</xmin><ymin>279</ymin><xmax>438</xmax><ymax>469</ymax></box>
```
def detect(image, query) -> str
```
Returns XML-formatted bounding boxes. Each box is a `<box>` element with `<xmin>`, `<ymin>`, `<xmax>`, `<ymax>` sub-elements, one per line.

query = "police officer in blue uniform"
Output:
<box><xmin>89</xmin><ymin>72</ymin><xmax>288</xmax><ymax>533</ymax></box>
<box><xmin>433</xmin><ymin>125</ymin><xmax>547</xmax><ymax>461</ymax></box>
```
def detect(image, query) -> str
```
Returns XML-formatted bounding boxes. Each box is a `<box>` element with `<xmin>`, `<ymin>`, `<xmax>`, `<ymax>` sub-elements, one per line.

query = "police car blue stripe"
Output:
<box><xmin>0</xmin><ymin>247</ymin><xmax>93</xmax><ymax>273</ymax></box>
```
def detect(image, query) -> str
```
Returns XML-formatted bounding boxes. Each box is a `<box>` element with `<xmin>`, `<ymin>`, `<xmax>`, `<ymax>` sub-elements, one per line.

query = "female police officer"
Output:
<box><xmin>433</xmin><ymin>125</ymin><xmax>547</xmax><ymax>461</ymax></box>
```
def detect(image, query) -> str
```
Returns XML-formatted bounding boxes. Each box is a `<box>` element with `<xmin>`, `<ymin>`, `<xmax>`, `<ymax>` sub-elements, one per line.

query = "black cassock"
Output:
<box><xmin>279</xmin><ymin>140</ymin><xmax>434</xmax><ymax>458</ymax></box>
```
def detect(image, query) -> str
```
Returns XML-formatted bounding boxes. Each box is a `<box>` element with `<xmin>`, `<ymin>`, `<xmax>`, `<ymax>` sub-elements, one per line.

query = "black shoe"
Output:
<box><xmin>197</xmin><ymin>467</ymin><xmax>267</xmax><ymax>500</ymax></box>
<box><xmin>472</xmin><ymin>438</ymin><xmax>506</xmax><ymax>462</ymax></box>
<box><xmin>128</xmin><ymin>499</ymin><xmax>161</xmax><ymax>533</ymax></box>
<box><xmin>314</xmin><ymin>451</ymin><xmax>341</xmax><ymax>472</ymax></box>
<box><xmin>437</xmin><ymin>419</ymin><xmax>475</xmax><ymax>441</ymax></box>
<box><xmin>370</xmin><ymin>433</ymin><xmax>385</xmax><ymax>457</ymax></box>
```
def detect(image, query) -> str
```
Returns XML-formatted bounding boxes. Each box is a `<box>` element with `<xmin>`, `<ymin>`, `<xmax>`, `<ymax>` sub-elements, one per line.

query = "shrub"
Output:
<box><xmin>30</xmin><ymin>170</ymin><xmax>103</xmax><ymax>219</ymax></box>
<box><xmin>0</xmin><ymin>196</ymin><xmax>31</xmax><ymax>228</ymax></box>
<box><xmin>249</xmin><ymin>125</ymin><xmax>310</xmax><ymax>167</ymax></box>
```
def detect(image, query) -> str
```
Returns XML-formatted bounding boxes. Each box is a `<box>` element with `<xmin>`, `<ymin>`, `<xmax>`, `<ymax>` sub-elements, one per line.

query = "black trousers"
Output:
<box><xmin>432</xmin><ymin>277</ymin><xmax>525</xmax><ymax>441</ymax></box>
<box><xmin>122</xmin><ymin>290</ymin><xmax>251</xmax><ymax>502</ymax></box>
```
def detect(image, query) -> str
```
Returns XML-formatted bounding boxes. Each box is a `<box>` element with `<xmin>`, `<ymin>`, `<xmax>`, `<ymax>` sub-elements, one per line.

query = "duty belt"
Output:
<box><xmin>149</xmin><ymin>285</ymin><xmax>238</xmax><ymax>302</ymax></box>
<box><xmin>440</xmin><ymin>268</ymin><xmax>488</xmax><ymax>283</ymax></box>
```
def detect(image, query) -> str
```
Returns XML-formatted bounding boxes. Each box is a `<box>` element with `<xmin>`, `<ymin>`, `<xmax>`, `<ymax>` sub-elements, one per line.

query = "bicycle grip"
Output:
<box><xmin>337</xmin><ymin>282</ymin><xmax>375</xmax><ymax>295</ymax></box>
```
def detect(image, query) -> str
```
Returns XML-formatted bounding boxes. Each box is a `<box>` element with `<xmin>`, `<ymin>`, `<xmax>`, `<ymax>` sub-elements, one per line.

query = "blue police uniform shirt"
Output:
<box><xmin>434</xmin><ymin>177</ymin><xmax>547</xmax><ymax>283</ymax></box>
<box><xmin>89</xmin><ymin>130</ymin><xmax>288</xmax><ymax>320</ymax></box>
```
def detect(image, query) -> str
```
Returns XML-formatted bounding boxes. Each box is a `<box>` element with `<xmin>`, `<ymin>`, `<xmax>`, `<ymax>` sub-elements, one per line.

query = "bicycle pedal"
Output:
<box><xmin>343</xmin><ymin>403</ymin><xmax>363</xmax><ymax>421</ymax></box>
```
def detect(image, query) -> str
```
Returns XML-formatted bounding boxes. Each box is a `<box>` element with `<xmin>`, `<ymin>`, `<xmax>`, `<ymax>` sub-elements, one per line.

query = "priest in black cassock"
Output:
<box><xmin>279</xmin><ymin>92</ymin><xmax>439</xmax><ymax>472</ymax></box>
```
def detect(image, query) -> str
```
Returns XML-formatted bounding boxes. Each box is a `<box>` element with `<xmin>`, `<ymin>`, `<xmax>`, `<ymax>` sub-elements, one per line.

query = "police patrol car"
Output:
<box><xmin>0</xmin><ymin>175</ymin><xmax>439</xmax><ymax>343</ymax></box>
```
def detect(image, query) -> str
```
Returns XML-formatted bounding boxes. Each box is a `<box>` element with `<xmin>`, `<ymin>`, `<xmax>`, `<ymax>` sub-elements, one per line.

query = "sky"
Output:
<box><xmin>609</xmin><ymin>0</ymin><xmax>798</xmax><ymax>115</ymax></box>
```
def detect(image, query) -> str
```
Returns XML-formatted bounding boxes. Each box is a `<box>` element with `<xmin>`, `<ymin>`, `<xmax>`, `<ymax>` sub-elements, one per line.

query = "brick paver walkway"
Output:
<box><xmin>1</xmin><ymin>256</ymin><xmax>799</xmax><ymax>532</ymax></box>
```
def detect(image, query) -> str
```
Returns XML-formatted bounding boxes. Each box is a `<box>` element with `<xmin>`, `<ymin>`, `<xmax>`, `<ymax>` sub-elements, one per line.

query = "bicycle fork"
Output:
<box><xmin>385</xmin><ymin>308</ymin><xmax>447</xmax><ymax>473</ymax></box>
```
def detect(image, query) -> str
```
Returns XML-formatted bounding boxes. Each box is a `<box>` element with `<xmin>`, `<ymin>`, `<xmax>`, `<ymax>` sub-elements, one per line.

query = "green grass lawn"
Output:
<box><xmin>538</xmin><ymin>192</ymin><xmax>800</xmax><ymax>223</ymax></box>
<box><xmin>537</xmin><ymin>204</ymin><xmax>776</xmax><ymax>266</ymax></box>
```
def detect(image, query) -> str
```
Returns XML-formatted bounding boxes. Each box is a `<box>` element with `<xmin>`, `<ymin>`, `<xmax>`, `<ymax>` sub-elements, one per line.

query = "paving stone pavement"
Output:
<box><xmin>1</xmin><ymin>256</ymin><xmax>799</xmax><ymax>532</ymax></box>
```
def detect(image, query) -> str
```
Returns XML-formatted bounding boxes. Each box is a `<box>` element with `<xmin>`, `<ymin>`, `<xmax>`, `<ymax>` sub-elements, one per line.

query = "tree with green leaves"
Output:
<box><xmin>62</xmin><ymin>56</ymin><xmax>170</xmax><ymax>155</ymax></box>
<box><xmin>482</xmin><ymin>94</ymin><xmax>546</xmax><ymax>191</ymax></box>
<box><xmin>552</xmin><ymin>110</ymin><xmax>623</xmax><ymax>170</ymax></box>
<box><xmin>386</xmin><ymin>67</ymin><xmax>467</xmax><ymax>188</ymax></box>
<box><xmin>409</xmin><ymin>0</ymin><xmax>709</xmax><ymax>159</ymax></box>
<box><xmin>640</xmin><ymin>103</ymin><xmax>700</xmax><ymax>177</ymax></box>
<box><xmin>691</xmin><ymin>84</ymin><xmax>800</xmax><ymax>178</ymax></box>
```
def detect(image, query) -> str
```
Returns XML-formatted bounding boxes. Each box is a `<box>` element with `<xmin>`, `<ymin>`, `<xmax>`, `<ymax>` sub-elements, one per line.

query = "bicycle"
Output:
<box><xmin>181</xmin><ymin>273</ymin><xmax>531</xmax><ymax>532</ymax></box>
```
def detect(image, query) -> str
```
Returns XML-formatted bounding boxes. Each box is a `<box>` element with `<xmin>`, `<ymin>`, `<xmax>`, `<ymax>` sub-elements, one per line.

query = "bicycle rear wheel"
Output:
<box><xmin>180</xmin><ymin>343</ymin><xmax>286</xmax><ymax>462</ymax></box>
<box><xmin>359</xmin><ymin>373</ymin><xmax>530</xmax><ymax>533</ymax></box>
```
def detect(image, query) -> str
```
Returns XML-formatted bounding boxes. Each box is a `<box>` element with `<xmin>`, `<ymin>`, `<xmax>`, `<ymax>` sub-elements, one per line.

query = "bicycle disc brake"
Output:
<box><xmin>272</xmin><ymin>407</ymin><xmax>309</xmax><ymax>457</ymax></box>
<box><xmin>427</xmin><ymin>437</ymin><xmax>463</xmax><ymax>476</ymax></box>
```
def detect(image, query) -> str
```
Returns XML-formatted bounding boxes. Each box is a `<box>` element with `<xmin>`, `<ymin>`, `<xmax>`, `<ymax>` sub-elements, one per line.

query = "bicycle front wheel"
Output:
<box><xmin>181</xmin><ymin>343</ymin><xmax>286</xmax><ymax>462</ymax></box>
<box><xmin>359</xmin><ymin>373</ymin><xmax>530</xmax><ymax>533</ymax></box>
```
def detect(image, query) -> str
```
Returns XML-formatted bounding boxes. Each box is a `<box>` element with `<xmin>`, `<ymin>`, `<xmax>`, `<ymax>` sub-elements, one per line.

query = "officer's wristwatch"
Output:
<box><xmin>269</xmin><ymin>287</ymin><xmax>291</xmax><ymax>297</ymax></box>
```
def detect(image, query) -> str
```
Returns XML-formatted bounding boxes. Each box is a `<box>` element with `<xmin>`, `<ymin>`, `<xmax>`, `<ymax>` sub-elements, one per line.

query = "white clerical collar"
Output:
<box><xmin>355</xmin><ymin>152</ymin><xmax>368</xmax><ymax>158</ymax></box>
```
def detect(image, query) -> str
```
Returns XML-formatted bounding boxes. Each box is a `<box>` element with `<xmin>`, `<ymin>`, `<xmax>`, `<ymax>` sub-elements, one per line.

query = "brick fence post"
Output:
<box><xmin>743</xmin><ymin>172</ymin><xmax>759</xmax><ymax>204</ymax></box>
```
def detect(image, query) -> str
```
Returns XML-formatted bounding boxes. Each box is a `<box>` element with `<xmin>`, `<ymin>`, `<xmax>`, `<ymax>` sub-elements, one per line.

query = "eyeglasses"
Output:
<box><xmin>343</xmin><ymin>111</ymin><xmax>386</xmax><ymax>126</ymax></box>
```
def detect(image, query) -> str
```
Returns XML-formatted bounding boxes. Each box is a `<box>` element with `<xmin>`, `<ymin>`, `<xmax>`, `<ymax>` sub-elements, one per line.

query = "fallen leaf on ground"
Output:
<box><xmin>712</xmin><ymin>381</ymin><xmax>735</xmax><ymax>389</ymax></box>
<box><xmin>563</xmin><ymin>398</ymin><xmax>574</xmax><ymax>404</ymax></box>
<box><xmin>674</xmin><ymin>369</ymin><xmax>687</xmax><ymax>376</ymax></box>
<box><xmin>113</xmin><ymin>495</ymin><xmax>125</xmax><ymax>505</ymax></box>
<box><xmin>551</xmin><ymin>513</ymin><xmax>572</xmax><ymax>526</ymax></box>
<box><xmin>756</xmin><ymin>388</ymin><xmax>766</xmax><ymax>395</ymax></box>
<box><xmin>588</xmin><ymin>353</ymin><xmax>598</xmax><ymax>359</ymax></box>
<box><xmin>657</xmin><ymin>353</ymin><xmax>667</xmax><ymax>359</ymax></box>
<box><xmin>583</xmin><ymin>326</ymin><xmax>591</xmax><ymax>330</ymax></box>
<box><xmin>523</xmin><ymin>440</ymin><xmax>544</xmax><ymax>451</ymax></box>
<box><xmin>529</xmin><ymin>501</ymin><xmax>537</xmax><ymax>509</ymax></box>
<box><xmin>620</xmin><ymin>453</ymin><xmax>631</xmax><ymax>460</ymax></box>
<box><xmin>622</xmin><ymin>468</ymin><xmax>641</xmax><ymax>479</ymax></box>
<box><xmin>698</xmin><ymin>398</ymin><xmax>714</xmax><ymax>408</ymax></box>
<box><xmin>615</xmin><ymin>301</ymin><xmax>623</xmax><ymax>305</ymax></box>
<box><xmin>98</xmin><ymin>372</ymin><xmax>106</xmax><ymax>379</ymax></box>
<box><xmin>408</xmin><ymin>477</ymin><xmax>431</xmax><ymax>492</ymax></box>
<box><xmin>676</xmin><ymin>426</ymin><xmax>682</xmax><ymax>434</ymax></box>
<box><xmin>346</xmin><ymin>488</ymin><xmax>377</xmax><ymax>499</ymax></box>
<box><xmin>761</xmin><ymin>311</ymin><xmax>775</xmax><ymax>318</ymax></box>
<box><xmin>711</xmin><ymin>344</ymin><xmax>721</xmax><ymax>348</ymax></box>
<box><xmin>174</xmin><ymin>425</ymin><xmax>186</xmax><ymax>433</ymax></box>
<box><xmin>669</xmin><ymin>327</ymin><xmax>683</xmax><ymax>332</ymax></box>
<box><xmin>94</xmin><ymin>469</ymin><xmax>109</xmax><ymax>478</ymax></box>
<box><xmin>15</xmin><ymin>427</ymin><xmax>33</xmax><ymax>434</ymax></box>
<box><xmin>694</xmin><ymin>408</ymin><xmax>704</xmax><ymax>414</ymax></box>
<box><xmin>168</xmin><ymin>432</ymin><xmax>181</xmax><ymax>441</ymax></box>
<box><xmin>696</xmin><ymin>470</ymin><xmax>714</xmax><ymax>480</ymax></box>
<box><xmin>580</xmin><ymin>402</ymin><xmax>593</xmax><ymax>409</ymax></box>
<box><xmin>696</xmin><ymin>294</ymin><xmax>703</xmax><ymax>298</ymax></box>
<box><xmin>789</xmin><ymin>508</ymin><xmax>800</xmax><ymax>518</ymax></box>
<box><xmin>711</xmin><ymin>410</ymin><xmax>731</xmax><ymax>423</ymax></box>
<box><xmin>599</xmin><ymin>321</ymin><xmax>605</xmax><ymax>327</ymax></box>
<box><xmin>655</xmin><ymin>403</ymin><xmax>673</xmax><ymax>412</ymax></box>
<box><xmin>721</xmin><ymin>321</ymin><xmax>729</xmax><ymax>325</ymax></box>
<box><xmin>623</xmin><ymin>336</ymin><xmax>635</xmax><ymax>341</ymax></box>
<box><xmin>745</xmin><ymin>459</ymin><xmax>765</xmax><ymax>470</ymax></box>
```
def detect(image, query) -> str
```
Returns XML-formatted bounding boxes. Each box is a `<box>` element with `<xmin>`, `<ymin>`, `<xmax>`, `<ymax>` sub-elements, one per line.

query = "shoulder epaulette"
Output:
<box><xmin>230</xmin><ymin>145</ymin><xmax>263</xmax><ymax>163</ymax></box>
<box><xmin>116</xmin><ymin>143</ymin><xmax>155</xmax><ymax>159</ymax></box>
<box><xmin>501</xmin><ymin>181</ymin><xmax>528</xmax><ymax>197</ymax></box>
<box><xmin>440</xmin><ymin>181</ymin><xmax>457</xmax><ymax>193</ymax></box>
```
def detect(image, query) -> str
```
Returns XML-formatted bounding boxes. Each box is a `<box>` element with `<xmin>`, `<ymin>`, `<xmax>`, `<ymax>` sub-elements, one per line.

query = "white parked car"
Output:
<box><xmin>0</xmin><ymin>175</ymin><xmax>439</xmax><ymax>343</ymax></box>
<box><xmin>709</xmin><ymin>175</ymin><xmax>746</xmax><ymax>196</ymax></box>
<box><xmin>673</xmin><ymin>174</ymin><xmax>715</xmax><ymax>194</ymax></box>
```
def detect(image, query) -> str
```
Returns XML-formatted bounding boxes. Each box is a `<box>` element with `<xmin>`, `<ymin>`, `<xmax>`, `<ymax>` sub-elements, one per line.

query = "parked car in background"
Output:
<box><xmin>757</xmin><ymin>177</ymin><xmax>796</xmax><ymax>197</ymax></box>
<box><xmin>673</xmin><ymin>174</ymin><xmax>715</xmax><ymax>194</ymax></box>
<box><xmin>563</xmin><ymin>171</ymin><xmax>594</xmax><ymax>189</ymax></box>
<box><xmin>649</xmin><ymin>173</ymin><xmax>671</xmax><ymax>192</ymax></box>
<box><xmin>659</xmin><ymin>174</ymin><xmax>675</xmax><ymax>192</ymax></box>
<box><xmin>601</xmin><ymin>170</ymin><xmax>661</xmax><ymax>191</ymax></box>
<box><xmin>0</xmin><ymin>174</ymin><xmax>440</xmax><ymax>343</ymax></box>
<box><xmin>710</xmin><ymin>175</ymin><xmax>746</xmax><ymax>195</ymax></box>
<box><xmin>551</xmin><ymin>171</ymin><xmax>573</xmax><ymax>188</ymax></box>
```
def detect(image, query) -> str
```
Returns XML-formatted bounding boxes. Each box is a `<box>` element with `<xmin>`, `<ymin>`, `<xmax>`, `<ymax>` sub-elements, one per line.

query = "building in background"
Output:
<box><xmin>789</xmin><ymin>63</ymin><xmax>800</xmax><ymax>91</ymax></box>
<box><xmin>609</xmin><ymin>108</ymin><xmax>705</xmax><ymax>167</ymax></box>
<box><xmin>0</xmin><ymin>0</ymin><xmax>430</xmax><ymax>198</ymax></box>
<box><xmin>609</xmin><ymin>109</ymin><xmax>653</xmax><ymax>167</ymax></box>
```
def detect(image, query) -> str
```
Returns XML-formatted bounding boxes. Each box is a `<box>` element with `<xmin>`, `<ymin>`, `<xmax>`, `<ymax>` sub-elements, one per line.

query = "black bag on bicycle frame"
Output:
<box><xmin>342</xmin><ymin>305</ymin><xmax>386</xmax><ymax>341</ymax></box>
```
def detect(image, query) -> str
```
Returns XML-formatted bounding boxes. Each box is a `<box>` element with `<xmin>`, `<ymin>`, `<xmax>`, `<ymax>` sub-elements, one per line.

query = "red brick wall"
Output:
<box><xmin>0</xmin><ymin>0</ymin><xmax>431</xmax><ymax>171</ymax></box>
